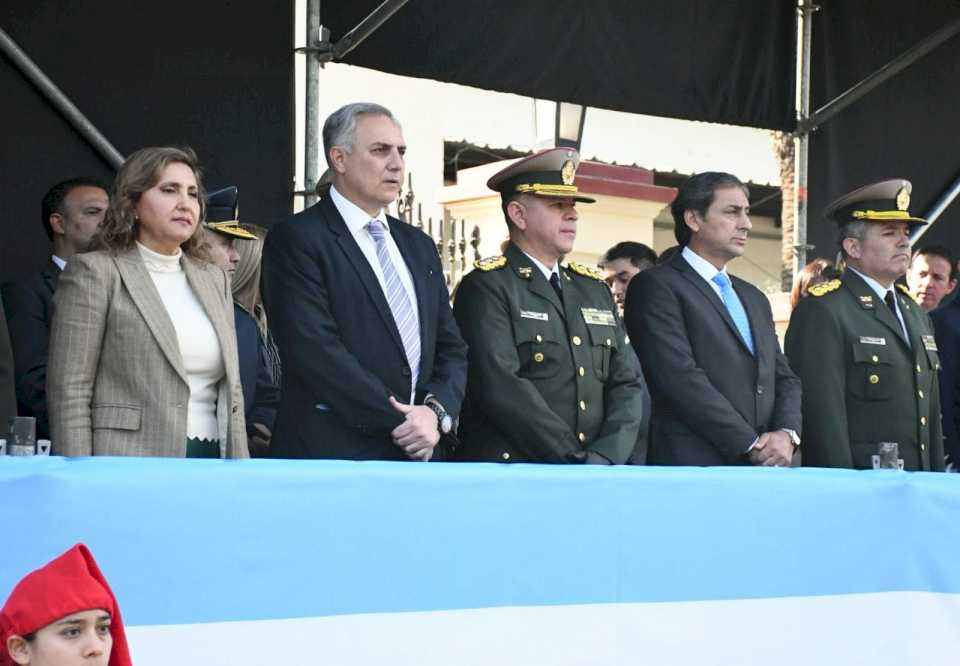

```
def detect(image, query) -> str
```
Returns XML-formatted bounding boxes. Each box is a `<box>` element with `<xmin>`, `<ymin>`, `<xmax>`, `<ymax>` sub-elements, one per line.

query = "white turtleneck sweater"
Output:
<box><xmin>136</xmin><ymin>242</ymin><xmax>224</xmax><ymax>441</ymax></box>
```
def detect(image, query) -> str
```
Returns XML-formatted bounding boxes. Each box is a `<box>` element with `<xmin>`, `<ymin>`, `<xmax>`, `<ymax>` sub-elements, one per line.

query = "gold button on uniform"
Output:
<box><xmin>572</xmin><ymin>336</ymin><xmax>582</xmax><ymax>346</ymax></box>
<box><xmin>579</xmin><ymin>400</ymin><xmax>586</xmax><ymax>411</ymax></box>
<box><xmin>536</xmin><ymin>334</ymin><xmax>543</xmax><ymax>343</ymax></box>
<box><xmin>578</xmin><ymin>432</ymin><xmax>586</xmax><ymax>442</ymax></box>
<box><xmin>502</xmin><ymin>452</ymin><xmax>510</xmax><ymax>461</ymax></box>
<box><xmin>921</xmin><ymin>443</ymin><xmax>926</xmax><ymax>451</ymax></box>
<box><xmin>921</xmin><ymin>416</ymin><xmax>927</xmax><ymax>426</ymax></box>
<box><xmin>578</xmin><ymin>367</ymin><xmax>585</xmax><ymax>377</ymax></box>
<box><xmin>871</xmin><ymin>355</ymin><xmax>879</xmax><ymax>363</ymax></box>
<box><xmin>605</xmin><ymin>338</ymin><xmax>612</xmax><ymax>346</ymax></box>
<box><xmin>919</xmin><ymin>390</ymin><xmax>924</xmax><ymax>399</ymax></box>
<box><xmin>869</xmin><ymin>374</ymin><xmax>879</xmax><ymax>384</ymax></box>
<box><xmin>917</xmin><ymin>364</ymin><xmax>922</xmax><ymax>373</ymax></box>
<box><xmin>534</xmin><ymin>352</ymin><xmax>545</xmax><ymax>363</ymax></box>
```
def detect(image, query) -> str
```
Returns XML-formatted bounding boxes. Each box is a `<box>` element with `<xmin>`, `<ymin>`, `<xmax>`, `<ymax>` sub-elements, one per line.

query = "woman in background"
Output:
<box><xmin>790</xmin><ymin>257</ymin><xmax>842</xmax><ymax>309</ymax></box>
<box><xmin>48</xmin><ymin>146</ymin><xmax>248</xmax><ymax>458</ymax></box>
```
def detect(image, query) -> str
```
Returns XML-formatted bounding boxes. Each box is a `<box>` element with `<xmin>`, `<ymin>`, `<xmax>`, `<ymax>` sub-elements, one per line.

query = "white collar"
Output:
<box><xmin>136</xmin><ymin>241</ymin><xmax>182</xmax><ymax>273</ymax></box>
<box><xmin>848</xmin><ymin>266</ymin><xmax>896</xmax><ymax>301</ymax></box>
<box><xmin>51</xmin><ymin>255</ymin><xmax>66</xmax><ymax>271</ymax></box>
<box><xmin>520</xmin><ymin>250</ymin><xmax>561</xmax><ymax>282</ymax></box>
<box><xmin>682</xmin><ymin>246</ymin><xmax>729</xmax><ymax>285</ymax></box>
<box><xmin>329</xmin><ymin>184</ymin><xmax>388</xmax><ymax>235</ymax></box>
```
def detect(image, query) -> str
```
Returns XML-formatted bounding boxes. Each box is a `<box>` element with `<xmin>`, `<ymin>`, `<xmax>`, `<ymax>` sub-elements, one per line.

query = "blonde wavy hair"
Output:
<box><xmin>95</xmin><ymin>146</ymin><xmax>211</xmax><ymax>261</ymax></box>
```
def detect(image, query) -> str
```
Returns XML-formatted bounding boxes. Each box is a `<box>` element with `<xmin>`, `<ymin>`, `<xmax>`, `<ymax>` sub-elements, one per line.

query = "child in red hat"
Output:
<box><xmin>0</xmin><ymin>544</ymin><xmax>132</xmax><ymax>666</ymax></box>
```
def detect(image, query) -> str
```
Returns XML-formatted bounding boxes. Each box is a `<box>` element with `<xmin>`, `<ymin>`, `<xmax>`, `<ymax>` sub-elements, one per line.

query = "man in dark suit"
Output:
<box><xmin>262</xmin><ymin>102</ymin><xmax>467</xmax><ymax>461</ymax></box>
<box><xmin>624</xmin><ymin>172</ymin><xmax>801</xmax><ymax>466</ymax></box>
<box><xmin>931</xmin><ymin>293</ymin><xmax>960</xmax><ymax>470</ymax></box>
<box><xmin>2</xmin><ymin>177</ymin><xmax>108</xmax><ymax>439</ymax></box>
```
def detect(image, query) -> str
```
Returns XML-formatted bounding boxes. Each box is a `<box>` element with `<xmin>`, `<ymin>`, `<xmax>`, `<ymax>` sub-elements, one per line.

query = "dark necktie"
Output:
<box><xmin>884</xmin><ymin>290</ymin><xmax>897</xmax><ymax>314</ymax></box>
<box><xmin>549</xmin><ymin>272</ymin><xmax>563</xmax><ymax>301</ymax></box>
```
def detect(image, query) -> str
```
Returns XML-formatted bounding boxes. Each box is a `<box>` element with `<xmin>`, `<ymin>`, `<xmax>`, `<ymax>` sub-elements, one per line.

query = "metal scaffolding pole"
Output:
<box><xmin>303</xmin><ymin>0</ymin><xmax>323</xmax><ymax>208</ymax></box>
<box><xmin>792</xmin><ymin>1</ymin><xmax>818</xmax><ymax>276</ymax></box>
<box><xmin>911</xmin><ymin>170</ymin><xmax>960</xmax><ymax>243</ymax></box>
<box><xmin>0</xmin><ymin>26</ymin><xmax>124</xmax><ymax>169</ymax></box>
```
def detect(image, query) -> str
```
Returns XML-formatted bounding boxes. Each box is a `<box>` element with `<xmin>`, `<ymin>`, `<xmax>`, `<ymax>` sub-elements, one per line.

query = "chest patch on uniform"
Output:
<box><xmin>520</xmin><ymin>310</ymin><xmax>549</xmax><ymax>321</ymax></box>
<box><xmin>922</xmin><ymin>335</ymin><xmax>938</xmax><ymax>352</ymax></box>
<box><xmin>858</xmin><ymin>295</ymin><xmax>875</xmax><ymax>309</ymax></box>
<box><xmin>581</xmin><ymin>307</ymin><xmax>616</xmax><ymax>326</ymax></box>
<box><xmin>859</xmin><ymin>336</ymin><xmax>886</xmax><ymax>345</ymax></box>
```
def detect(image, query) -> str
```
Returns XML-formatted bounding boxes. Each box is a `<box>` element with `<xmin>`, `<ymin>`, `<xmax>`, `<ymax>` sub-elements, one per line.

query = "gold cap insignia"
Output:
<box><xmin>896</xmin><ymin>186</ymin><xmax>910</xmax><ymax>211</ymax></box>
<box><xmin>560</xmin><ymin>160</ymin><xmax>576</xmax><ymax>186</ymax></box>
<box><xmin>808</xmin><ymin>279</ymin><xmax>841</xmax><ymax>297</ymax></box>
<box><xmin>474</xmin><ymin>255</ymin><xmax>507</xmax><ymax>272</ymax></box>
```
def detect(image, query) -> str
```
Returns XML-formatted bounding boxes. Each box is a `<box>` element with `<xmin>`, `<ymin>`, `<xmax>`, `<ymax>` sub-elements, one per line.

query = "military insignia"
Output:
<box><xmin>517</xmin><ymin>266</ymin><xmax>533</xmax><ymax>279</ymax></box>
<box><xmin>896</xmin><ymin>186</ymin><xmax>910</xmax><ymax>211</ymax></box>
<box><xmin>566</xmin><ymin>262</ymin><xmax>605</xmax><ymax>281</ymax></box>
<box><xmin>896</xmin><ymin>283</ymin><xmax>915</xmax><ymax>300</ymax></box>
<box><xmin>581</xmin><ymin>307</ymin><xmax>617</xmax><ymax>326</ymax></box>
<box><xmin>520</xmin><ymin>310</ymin><xmax>548</xmax><ymax>321</ymax></box>
<box><xmin>560</xmin><ymin>159</ymin><xmax>576</xmax><ymax>185</ymax></box>
<box><xmin>922</xmin><ymin>335</ymin><xmax>939</xmax><ymax>352</ymax></box>
<box><xmin>859</xmin><ymin>336</ymin><xmax>886</xmax><ymax>346</ymax></box>
<box><xmin>807</xmin><ymin>279</ymin><xmax>841</xmax><ymax>297</ymax></box>
<box><xmin>475</xmin><ymin>255</ymin><xmax>507</xmax><ymax>271</ymax></box>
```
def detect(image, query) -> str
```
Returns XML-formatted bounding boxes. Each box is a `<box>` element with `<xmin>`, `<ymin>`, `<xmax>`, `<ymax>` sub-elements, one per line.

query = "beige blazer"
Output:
<box><xmin>48</xmin><ymin>247</ymin><xmax>248</xmax><ymax>458</ymax></box>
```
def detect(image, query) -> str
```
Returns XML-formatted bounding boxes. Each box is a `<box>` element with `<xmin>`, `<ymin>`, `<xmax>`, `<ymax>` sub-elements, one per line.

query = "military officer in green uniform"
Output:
<box><xmin>452</xmin><ymin>148</ymin><xmax>643</xmax><ymax>464</ymax></box>
<box><xmin>785</xmin><ymin>179</ymin><xmax>945</xmax><ymax>471</ymax></box>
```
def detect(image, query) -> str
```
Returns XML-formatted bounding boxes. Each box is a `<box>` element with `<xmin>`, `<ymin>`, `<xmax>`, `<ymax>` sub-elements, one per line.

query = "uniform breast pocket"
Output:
<box><xmin>849</xmin><ymin>344</ymin><xmax>896</xmax><ymax>401</ymax></box>
<box><xmin>513</xmin><ymin>319</ymin><xmax>562</xmax><ymax>380</ymax></box>
<box><xmin>586</xmin><ymin>324</ymin><xmax>619</xmax><ymax>380</ymax></box>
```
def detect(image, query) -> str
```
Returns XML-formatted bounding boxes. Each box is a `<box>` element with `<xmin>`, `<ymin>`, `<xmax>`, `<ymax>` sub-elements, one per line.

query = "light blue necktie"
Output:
<box><xmin>712</xmin><ymin>272</ymin><xmax>754</xmax><ymax>355</ymax></box>
<box><xmin>367</xmin><ymin>220</ymin><xmax>420</xmax><ymax>392</ymax></box>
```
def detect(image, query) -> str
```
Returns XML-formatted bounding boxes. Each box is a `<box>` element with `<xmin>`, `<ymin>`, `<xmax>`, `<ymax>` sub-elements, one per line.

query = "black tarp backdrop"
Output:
<box><xmin>0</xmin><ymin>1</ymin><xmax>293</xmax><ymax>284</ymax></box>
<box><xmin>807</xmin><ymin>0</ymin><xmax>960</xmax><ymax>260</ymax></box>
<box><xmin>324</xmin><ymin>0</ymin><xmax>796</xmax><ymax>131</ymax></box>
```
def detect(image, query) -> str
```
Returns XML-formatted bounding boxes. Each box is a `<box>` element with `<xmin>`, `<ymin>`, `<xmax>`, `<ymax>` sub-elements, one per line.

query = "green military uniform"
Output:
<box><xmin>785</xmin><ymin>179</ymin><xmax>944</xmax><ymax>471</ymax></box>
<box><xmin>452</xmin><ymin>147</ymin><xmax>642</xmax><ymax>464</ymax></box>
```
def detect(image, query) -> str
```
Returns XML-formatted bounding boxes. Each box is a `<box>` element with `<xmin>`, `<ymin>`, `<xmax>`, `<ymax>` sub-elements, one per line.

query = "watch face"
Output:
<box><xmin>440</xmin><ymin>414</ymin><xmax>453</xmax><ymax>434</ymax></box>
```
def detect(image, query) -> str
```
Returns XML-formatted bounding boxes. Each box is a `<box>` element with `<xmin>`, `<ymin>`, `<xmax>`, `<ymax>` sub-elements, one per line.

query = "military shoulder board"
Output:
<box><xmin>474</xmin><ymin>255</ymin><xmax>507</xmax><ymax>271</ymax></box>
<box><xmin>808</xmin><ymin>279</ymin><xmax>841</xmax><ymax>297</ymax></box>
<box><xmin>567</xmin><ymin>262</ymin><xmax>605</xmax><ymax>281</ymax></box>
<box><xmin>896</xmin><ymin>283</ymin><xmax>916</xmax><ymax>301</ymax></box>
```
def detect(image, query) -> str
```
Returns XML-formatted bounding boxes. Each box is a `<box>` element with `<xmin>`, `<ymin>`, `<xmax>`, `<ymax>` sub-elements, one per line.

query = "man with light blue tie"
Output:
<box><xmin>262</xmin><ymin>102</ymin><xmax>467</xmax><ymax>461</ymax></box>
<box><xmin>624</xmin><ymin>172</ymin><xmax>801</xmax><ymax>466</ymax></box>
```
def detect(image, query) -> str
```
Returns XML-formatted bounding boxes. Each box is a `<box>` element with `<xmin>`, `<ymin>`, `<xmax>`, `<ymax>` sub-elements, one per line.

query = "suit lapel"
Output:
<box><xmin>318</xmin><ymin>197</ymin><xmax>406</xmax><ymax>356</ymax></box>
<box><xmin>42</xmin><ymin>261</ymin><xmax>60</xmax><ymax>296</ymax></box>
<box><xmin>671</xmin><ymin>254</ymin><xmax>749</xmax><ymax>353</ymax></box>
<box><xmin>114</xmin><ymin>246</ymin><xmax>189</xmax><ymax>384</ymax></box>
<box><xmin>506</xmin><ymin>243</ymin><xmax>565</xmax><ymax>319</ymax></box>
<box><xmin>183</xmin><ymin>257</ymin><xmax>235</xmax><ymax>384</ymax></box>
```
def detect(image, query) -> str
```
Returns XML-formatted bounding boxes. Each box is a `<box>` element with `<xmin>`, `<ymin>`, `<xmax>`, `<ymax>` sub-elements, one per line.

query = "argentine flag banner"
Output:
<box><xmin>1</xmin><ymin>457</ymin><xmax>959</xmax><ymax>665</ymax></box>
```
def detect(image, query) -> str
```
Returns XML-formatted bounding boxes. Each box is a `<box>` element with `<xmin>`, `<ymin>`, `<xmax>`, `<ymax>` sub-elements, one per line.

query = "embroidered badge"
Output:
<box><xmin>922</xmin><ymin>335</ymin><xmax>938</xmax><ymax>352</ymax></box>
<box><xmin>581</xmin><ymin>307</ymin><xmax>616</xmax><ymax>326</ymax></box>
<box><xmin>521</xmin><ymin>310</ymin><xmax>549</xmax><ymax>321</ymax></box>
<box><xmin>859</xmin><ymin>336</ymin><xmax>886</xmax><ymax>346</ymax></box>
<box><xmin>808</xmin><ymin>279</ymin><xmax>841</xmax><ymax>297</ymax></box>
<box><xmin>475</xmin><ymin>255</ymin><xmax>506</xmax><ymax>271</ymax></box>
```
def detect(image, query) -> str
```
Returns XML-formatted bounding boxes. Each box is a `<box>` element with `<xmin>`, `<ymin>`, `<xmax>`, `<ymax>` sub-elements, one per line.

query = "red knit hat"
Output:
<box><xmin>0</xmin><ymin>544</ymin><xmax>132</xmax><ymax>666</ymax></box>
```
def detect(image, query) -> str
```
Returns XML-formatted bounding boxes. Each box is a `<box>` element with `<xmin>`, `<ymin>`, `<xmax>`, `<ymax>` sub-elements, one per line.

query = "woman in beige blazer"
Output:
<box><xmin>48</xmin><ymin>146</ymin><xmax>248</xmax><ymax>458</ymax></box>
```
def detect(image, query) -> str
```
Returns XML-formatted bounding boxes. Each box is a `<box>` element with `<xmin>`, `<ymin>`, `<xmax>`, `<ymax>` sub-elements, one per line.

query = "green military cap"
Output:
<box><xmin>487</xmin><ymin>147</ymin><xmax>596</xmax><ymax>204</ymax></box>
<box><xmin>204</xmin><ymin>185</ymin><xmax>257</xmax><ymax>239</ymax></box>
<box><xmin>825</xmin><ymin>178</ymin><xmax>927</xmax><ymax>228</ymax></box>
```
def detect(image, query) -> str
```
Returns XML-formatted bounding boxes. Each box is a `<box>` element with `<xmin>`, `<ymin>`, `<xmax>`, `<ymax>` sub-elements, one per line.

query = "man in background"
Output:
<box><xmin>907</xmin><ymin>245</ymin><xmax>956</xmax><ymax>312</ymax></box>
<box><xmin>2</xmin><ymin>177</ymin><xmax>108</xmax><ymax>439</ymax></box>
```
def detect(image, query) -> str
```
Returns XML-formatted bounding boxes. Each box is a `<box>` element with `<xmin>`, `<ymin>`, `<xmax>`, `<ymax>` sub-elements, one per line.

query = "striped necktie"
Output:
<box><xmin>712</xmin><ymin>272</ymin><xmax>754</xmax><ymax>355</ymax></box>
<box><xmin>367</xmin><ymin>220</ymin><xmax>420</xmax><ymax>393</ymax></box>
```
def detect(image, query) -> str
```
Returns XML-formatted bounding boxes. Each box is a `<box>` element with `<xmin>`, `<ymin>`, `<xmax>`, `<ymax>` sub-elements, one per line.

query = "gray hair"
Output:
<box><xmin>322</xmin><ymin>102</ymin><xmax>400</xmax><ymax>168</ymax></box>
<box><xmin>838</xmin><ymin>220</ymin><xmax>868</xmax><ymax>259</ymax></box>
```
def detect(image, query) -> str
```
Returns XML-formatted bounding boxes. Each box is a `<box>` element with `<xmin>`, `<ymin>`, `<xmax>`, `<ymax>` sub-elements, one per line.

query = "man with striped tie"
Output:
<box><xmin>262</xmin><ymin>103</ymin><xmax>467</xmax><ymax>461</ymax></box>
<box><xmin>624</xmin><ymin>172</ymin><xmax>802</xmax><ymax>466</ymax></box>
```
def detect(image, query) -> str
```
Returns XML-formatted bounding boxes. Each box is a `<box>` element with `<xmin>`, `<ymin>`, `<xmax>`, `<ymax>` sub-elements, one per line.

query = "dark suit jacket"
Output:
<box><xmin>234</xmin><ymin>303</ymin><xmax>279</xmax><ymax>432</ymax></box>
<box><xmin>928</xmin><ymin>298</ymin><xmax>959</xmax><ymax>466</ymax></box>
<box><xmin>1</xmin><ymin>261</ymin><xmax>59</xmax><ymax>438</ymax></box>
<box><xmin>624</xmin><ymin>252</ymin><xmax>802</xmax><ymax>465</ymax></box>
<box><xmin>261</xmin><ymin>194</ymin><xmax>468</xmax><ymax>460</ymax></box>
<box><xmin>0</xmin><ymin>293</ymin><xmax>15</xmax><ymax>431</ymax></box>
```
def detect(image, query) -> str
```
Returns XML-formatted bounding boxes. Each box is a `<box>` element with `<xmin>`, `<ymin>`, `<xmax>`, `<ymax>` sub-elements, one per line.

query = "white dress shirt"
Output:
<box><xmin>52</xmin><ymin>255</ymin><xmax>66</xmax><ymax>271</ymax></box>
<box><xmin>847</xmin><ymin>266</ymin><xmax>909</xmax><ymax>344</ymax></box>
<box><xmin>681</xmin><ymin>246</ymin><xmax>729</xmax><ymax>296</ymax></box>
<box><xmin>521</xmin><ymin>250</ymin><xmax>562</xmax><ymax>283</ymax></box>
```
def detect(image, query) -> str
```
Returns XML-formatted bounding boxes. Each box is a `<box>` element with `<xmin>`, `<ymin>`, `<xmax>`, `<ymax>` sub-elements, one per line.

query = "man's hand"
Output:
<box><xmin>389</xmin><ymin>396</ymin><xmax>440</xmax><ymax>462</ymax></box>
<box><xmin>748</xmin><ymin>430</ymin><xmax>794</xmax><ymax>467</ymax></box>
<box><xmin>248</xmin><ymin>422</ymin><xmax>272</xmax><ymax>458</ymax></box>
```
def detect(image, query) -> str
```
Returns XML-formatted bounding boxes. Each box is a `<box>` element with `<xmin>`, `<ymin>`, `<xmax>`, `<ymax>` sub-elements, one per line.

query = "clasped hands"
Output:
<box><xmin>748</xmin><ymin>430</ymin><xmax>794</xmax><ymax>467</ymax></box>
<box><xmin>388</xmin><ymin>395</ymin><xmax>439</xmax><ymax>462</ymax></box>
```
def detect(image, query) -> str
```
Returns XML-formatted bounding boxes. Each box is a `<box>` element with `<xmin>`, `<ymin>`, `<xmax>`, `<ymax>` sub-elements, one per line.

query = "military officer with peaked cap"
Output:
<box><xmin>785</xmin><ymin>179</ymin><xmax>944</xmax><ymax>471</ymax></box>
<box><xmin>452</xmin><ymin>148</ymin><xmax>643</xmax><ymax>463</ymax></box>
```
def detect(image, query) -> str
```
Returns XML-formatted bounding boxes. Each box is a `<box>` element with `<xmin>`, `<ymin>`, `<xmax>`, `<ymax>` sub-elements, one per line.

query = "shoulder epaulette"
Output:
<box><xmin>808</xmin><ymin>279</ymin><xmax>841</xmax><ymax>297</ymax></box>
<box><xmin>567</xmin><ymin>261</ymin><xmax>605</xmax><ymax>281</ymax></box>
<box><xmin>896</xmin><ymin>283</ymin><xmax>913</xmax><ymax>297</ymax></box>
<box><xmin>474</xmin><ymin>255</ymin><xmax>507</xmax><ymax>272</ymax></box>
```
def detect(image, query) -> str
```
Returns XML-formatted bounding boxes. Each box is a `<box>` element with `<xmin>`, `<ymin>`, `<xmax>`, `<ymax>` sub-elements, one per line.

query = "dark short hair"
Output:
<box><xmin>41</xmin><ymin>177</ymin><xmax>108</xmax><ymax>241</ymax></box>
<box><xmin>600</xmin><ymin>241</ymin><xmax>658</xmax><ymax>270</ymax></box>
<box><xmin>670</xmin><ymin>172</ymin><xmax>749</xmax><ymax>246</ymax></box>
<box><xmin>914</xmin><ymin>244</ymin><xmax>957</xmax><ymax>282</ymax></box>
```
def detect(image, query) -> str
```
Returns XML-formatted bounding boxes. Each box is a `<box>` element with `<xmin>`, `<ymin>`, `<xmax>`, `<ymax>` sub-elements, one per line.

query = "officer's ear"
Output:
<box><xmin>328</xmin><ymin>146</ymin><xmax>349</xmax><ymax>175</ymax></box>
<box><xmin>683</xmin><ymin>209</ymin><xmax>701</xmax><ymax>236</ymax></box>
<box><xmin>48</xmin><ymin>212</ymin><xmax>66</xmax><ymax>237</ymax></box>
<box><xmin>506</xmin><ymin>199</ymin><xmax>527</xmax><ymax>231</ymax></box>
<box><xmin>841</xmin><ymin>236</ymin><xmax>862</xmax><ymax>260</ymax></box>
